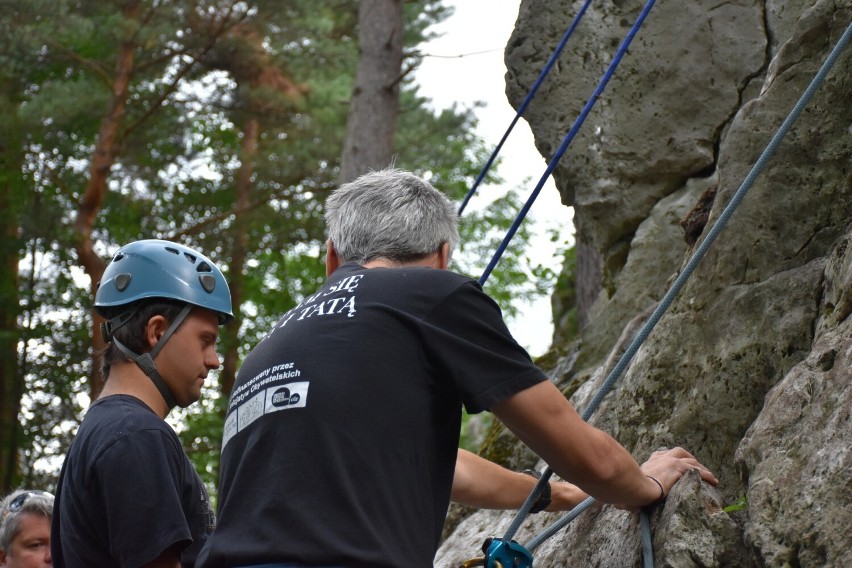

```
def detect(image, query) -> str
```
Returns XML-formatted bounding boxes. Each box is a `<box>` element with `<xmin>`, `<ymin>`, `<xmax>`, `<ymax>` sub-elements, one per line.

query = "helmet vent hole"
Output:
<box><xmin>197</xmin><ymin>261</ymin><xmax>212</xmax><ymax>273</ymax></box>
<box><xmin>115</xmin><ymin>273</ymin><xmax>132</xmax><ymax>292</ymax></box>
<box><xmin>199</xmin><ymin>274</ymin><xmax>216</xmax><ymax>293</ymax></box>
<box><xmin>184</xmin><ymin>252</ymin><xmax>197</xmax><ymax>264</ymax></box>
<box><xmin>164</xmin><ymin>247</ymin><xmax>180</xmax><ymax>256</ymax></box>
<box><xmin>112</xmin><ymin>253</ymin><xmax>126</xmax><ymax>263</ymax></box>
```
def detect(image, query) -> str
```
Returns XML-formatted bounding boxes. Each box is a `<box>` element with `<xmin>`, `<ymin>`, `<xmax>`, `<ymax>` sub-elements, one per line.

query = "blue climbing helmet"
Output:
<box><xmin>95</xmin><ymin>239</ymin><xmax>233</xmax><ymax>324</ymax></box>
<box><xmin>95</xmin><ymin>239</ymin><xmax>233</xmax><ymax>409</ymax></box>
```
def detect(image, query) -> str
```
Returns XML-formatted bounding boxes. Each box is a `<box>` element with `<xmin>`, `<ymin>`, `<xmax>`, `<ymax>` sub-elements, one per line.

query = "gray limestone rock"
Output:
<box><xmin>437</xmin><ymin>0</ymin><xmax>851</xmax><ymax>566</ymax></box>
<box><xmin>735</xmin><ymin>230</ymin><xmax>852</xmax><ymax>567</ymax></box>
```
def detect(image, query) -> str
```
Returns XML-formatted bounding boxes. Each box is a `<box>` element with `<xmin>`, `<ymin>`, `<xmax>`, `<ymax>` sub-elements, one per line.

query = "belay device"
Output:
<box><xmin>460</xmin><ymin>538</ymin><xmax>533</xmax><ymax>568</ymax></box>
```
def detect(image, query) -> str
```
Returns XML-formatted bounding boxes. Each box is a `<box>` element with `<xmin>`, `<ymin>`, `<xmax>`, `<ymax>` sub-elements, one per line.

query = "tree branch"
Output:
<box><xmin>120</xmin><ymin>2</ymin><xmax>250</xmax><ymax>139</ymax></box>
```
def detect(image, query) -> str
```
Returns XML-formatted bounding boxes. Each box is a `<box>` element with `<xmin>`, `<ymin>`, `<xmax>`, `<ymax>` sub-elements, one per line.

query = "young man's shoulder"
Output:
<box><xmin>77</xmin><ymin>395</ymin><xmax>175</xmax><ymax>448</ymax></box>
<box><xmin>86</xmin><ymin>394</ymin><xmax>161</xmax><ymax>421</ymax></box>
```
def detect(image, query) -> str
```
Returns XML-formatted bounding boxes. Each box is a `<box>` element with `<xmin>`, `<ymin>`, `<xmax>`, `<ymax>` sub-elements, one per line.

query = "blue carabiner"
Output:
<box><xmin>484</xmin><ymin>537</ymin><xmax>534</xmax><ymax>568</ymax></box>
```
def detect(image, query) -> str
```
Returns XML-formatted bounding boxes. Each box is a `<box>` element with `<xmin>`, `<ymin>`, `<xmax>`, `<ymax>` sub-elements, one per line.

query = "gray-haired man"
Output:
<box><xmin>0</xmin><ymin>490</ymin><xmax>53</xmax><ymax>568</ymax></box>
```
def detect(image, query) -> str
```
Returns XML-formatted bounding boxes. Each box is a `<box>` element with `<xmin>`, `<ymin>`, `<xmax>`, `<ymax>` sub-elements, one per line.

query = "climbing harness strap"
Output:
<box><xmin>113</xmin><ymin>303</ymin><xmax>194</xmax><ymax>409</ymax></box>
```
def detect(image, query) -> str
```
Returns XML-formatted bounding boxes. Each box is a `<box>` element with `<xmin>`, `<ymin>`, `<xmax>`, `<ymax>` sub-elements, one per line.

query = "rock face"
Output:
<box><xmin>437</xmin><ymin>1</ymin><xmax>850</xmax><ymax>567</ymax></box>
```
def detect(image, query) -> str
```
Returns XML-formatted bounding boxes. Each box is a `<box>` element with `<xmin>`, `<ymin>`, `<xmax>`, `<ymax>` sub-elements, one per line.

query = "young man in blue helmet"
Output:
<box><xmin>198</xmin><ymin>169</ymin><xmax>718</xmax><ymax>568</ymax></box>
<box><xmin>51</xmin><ymin>240</ymin><xmax>234</xmax><ymax>568</ymax></box>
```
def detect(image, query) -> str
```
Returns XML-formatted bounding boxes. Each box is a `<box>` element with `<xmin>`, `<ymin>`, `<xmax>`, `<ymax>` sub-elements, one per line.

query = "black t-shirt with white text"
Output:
<box><xmin>52</xmin><ymin>395</ymin><xmax>215</xmax><ymax>568</ymax></box>
<box><xmin>197</xmin><ymin>264</ymin><xmax>546</xmax><ymax>568</ymax></box>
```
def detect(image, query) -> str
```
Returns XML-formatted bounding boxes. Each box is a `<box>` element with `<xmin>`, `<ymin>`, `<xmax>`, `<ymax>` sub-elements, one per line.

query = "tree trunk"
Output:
<box><xmin>338</xmin><ymin>0</ymin><xmax>404</xmax><ymax>184</ymax></box>
<box><xmin>0</xmin><ymin>91</ymin><xmax>24</xmax><ymax>493</ymax></box>
<box><xmin>203</xmin><ymin>21</ymin><xmax>305</xmax><ymax>397</ymax></box>
<box><xmin>74</xmin><ymin>0</ymin><xmax>141</xmax><ymax>401</ymax></box>
<box><xmin>220</xmin><ymin>116</ymin><xmax>258</xmax><ymax>397</ymax></box>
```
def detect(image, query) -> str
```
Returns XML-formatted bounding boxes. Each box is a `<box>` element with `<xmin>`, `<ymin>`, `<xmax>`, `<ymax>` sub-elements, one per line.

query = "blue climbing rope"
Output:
<box><xmin>470</xmin><ymin>4</ymin><xmax>656</xmax><ymax>562</ymax></box>
<box><xmin>479</xmin><ymin>0</ymin><xmax>657</xmax><ymax>287</ymax></box>
<box><xmin>468</xmin><ymin>4</ymin><xmax>658</xmax><ymax>565</ymax></box>
<box><xmin>487</xmin><ymin>0</ymin><xmax>658</xmax><ymax>538</ymax></box>
<box><xmin>457</xmin><ymin>0</ymin><xmax>594</xmax><ymax>217</ymax></box>
<box><xmin>517</xmin><ymin>14</ymin><xmax>852</xmax><ymax>563</ymax></box>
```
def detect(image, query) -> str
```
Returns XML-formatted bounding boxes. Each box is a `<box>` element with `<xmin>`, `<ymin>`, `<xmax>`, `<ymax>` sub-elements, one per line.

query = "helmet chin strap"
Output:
<box><xmin>112</xmin><ymin>304</ymin><xmax>193</xmax><ymax>410</ymax></box>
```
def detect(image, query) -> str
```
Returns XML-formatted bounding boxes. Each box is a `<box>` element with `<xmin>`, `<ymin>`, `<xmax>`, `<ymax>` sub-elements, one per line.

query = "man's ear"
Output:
<box><xmin>325</xmin><ymin>239</ymin><xmax>340</xmax><ymax>276</ymax></box>
<box><xmin>145</xmin><ymin>315</ymin><xmax>169</xmax><ymax>349</ymax></box>
<box><xmin>437</xmin><ymin>242</ymin><xmax>451</xmax><ymax>270</ymax></box>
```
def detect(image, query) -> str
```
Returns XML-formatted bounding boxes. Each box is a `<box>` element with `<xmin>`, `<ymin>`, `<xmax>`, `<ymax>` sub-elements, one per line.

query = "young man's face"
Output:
<box><xmin>0</xmin><ymin>513</ymin><xmax>51</xmax><ymax>568</ymax></box>
<box><xmin>157</xmin><ymin>308</ymin><xmax>222</xmax><ymax>407</ymax></box>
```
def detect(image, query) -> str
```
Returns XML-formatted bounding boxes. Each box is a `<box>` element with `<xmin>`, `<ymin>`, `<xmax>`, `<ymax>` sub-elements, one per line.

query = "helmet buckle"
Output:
<box><xmin>100</xmin><ymin>321</ymin><xmax>112</xmax><ymax>343</ymax></box>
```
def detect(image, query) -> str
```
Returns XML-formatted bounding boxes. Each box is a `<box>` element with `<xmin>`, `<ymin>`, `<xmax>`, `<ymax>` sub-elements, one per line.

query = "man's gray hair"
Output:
<box><xmin>0</xmin><ymin>489</ymin><xmax>54</xmax><ymax>552</ymax></box>
<box><xmin>325</xmin><ymin>168</ymin><xmax>460</xmax><ymax>264</ymax></box>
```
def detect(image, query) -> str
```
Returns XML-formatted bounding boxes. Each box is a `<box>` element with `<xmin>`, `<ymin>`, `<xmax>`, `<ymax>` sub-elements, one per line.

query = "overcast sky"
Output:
<box><xmin>414</xmin><ymin>1</ymin><xmax>572</xmax><ymax>356</ymax></box>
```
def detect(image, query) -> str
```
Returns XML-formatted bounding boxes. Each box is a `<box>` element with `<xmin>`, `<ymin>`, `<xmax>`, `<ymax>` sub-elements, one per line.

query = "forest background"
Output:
<box><xmin>0</xmin><ymin>0</ymin><xmax>569</xmax><ymax>496</ymax></box>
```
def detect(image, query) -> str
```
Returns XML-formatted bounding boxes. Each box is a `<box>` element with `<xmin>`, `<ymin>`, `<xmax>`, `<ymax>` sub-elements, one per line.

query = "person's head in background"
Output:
<box><xmin>0</xmin><ymin>490</ymin><xmax>53</xmax><ymax>568</ymax></box>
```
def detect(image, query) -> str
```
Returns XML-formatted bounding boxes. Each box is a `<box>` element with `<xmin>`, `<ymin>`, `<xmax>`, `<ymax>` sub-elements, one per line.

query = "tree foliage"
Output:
<box><xmin>0</xmin><ymin>0</ymin><xmax>553</xmax><ymax>494</ymax></box>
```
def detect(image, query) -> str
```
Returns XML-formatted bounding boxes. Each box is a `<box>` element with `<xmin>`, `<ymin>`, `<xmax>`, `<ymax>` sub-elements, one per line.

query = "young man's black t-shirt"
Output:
<box><xmin>197</xmin><ymin>264</ymin><xmax>547</xmax><ymax>568</ymax></box>
<box><xmin>52</xmin><ymin>395</ymin><xmax>215</xmax><ymax>567</ymax></box>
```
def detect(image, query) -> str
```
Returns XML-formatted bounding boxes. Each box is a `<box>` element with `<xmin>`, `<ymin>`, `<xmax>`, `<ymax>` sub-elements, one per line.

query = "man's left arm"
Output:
<box><xmin>451</xmin><ymin>448</ymin><xmax>587</xmax><ymax>512</ymax></box>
